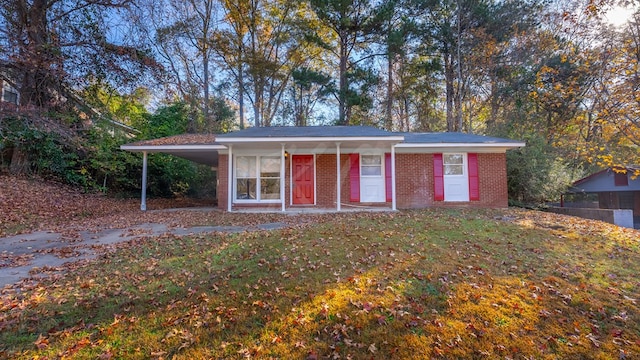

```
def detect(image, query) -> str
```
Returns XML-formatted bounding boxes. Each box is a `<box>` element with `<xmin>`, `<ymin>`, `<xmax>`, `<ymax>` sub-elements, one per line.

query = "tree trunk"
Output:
<box><xmin>294</xmin><ymin>85</ymin><xmax>304</xmax><ymax>126</ymax></box>
<box><xmin>385</xmin><ymin>53</ymin><xmax>394</xmax><ymax>131</ymax></box>
<box><xmin>455</xmin><ymin>0</ymin><xmax>463</xmax><ymax>132</ymax></box>
<box><xmin>19</xmin><ymin>0</ymin><xmax>54</xmax><ymax>107</ymax></box>
<box><xmin>488</xmin><ymin>75</ymin><xmax>499</xmax><ymax>132</ymax></box>
<box><xmin>253</xmin><ymin>78</ymin><xmax>261</xmax><ymax>127</ymax></box>
<box><xmin>9</xmin><ymin>147</ymin><xmax>29</xmax><ymax>175</ymax></box>
<box><xmin>445</xmin><ymin>52</ymin><xmax>455</xmax><ymax>132</ymax></box>
<box><xmin>338</xmin><ymin>31</ymin><xmax>348</xmax><ymax>125</ymax></box>
<box><xmin>402</xmin><ymin>95</ymin><xmax>410</xmax><ymax>131</ymax></box>
<box><xmin>454</xmin><ymin>82</ymin><xmax>462</xmax><ymax>132</ymax></box>
<box><xmin>238</xmin><ymin>48</ymin><xmax>245</xmax><ymax>129</ymax></box>
<box><xmin>401</xmin><ymin>57</ymin><xmax>410</xmax><ymax>132</ymax></box>
<box><xmin>203</xmin><ymin>50</ymin><xmax>210</xmax><ymax>131</ymax></box>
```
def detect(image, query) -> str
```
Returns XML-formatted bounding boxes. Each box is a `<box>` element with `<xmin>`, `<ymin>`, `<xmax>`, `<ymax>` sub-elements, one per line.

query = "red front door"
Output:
<box><xmin>292</xmin><ymin>155</ymin><xmax>314</xmax><ymax>205</ymax></box>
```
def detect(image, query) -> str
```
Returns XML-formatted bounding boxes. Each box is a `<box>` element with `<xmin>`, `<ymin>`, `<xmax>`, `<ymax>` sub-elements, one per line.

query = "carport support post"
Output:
<box><xmin>336</xmin><ymin>143</ymin><xmax>341</xmax><ymax>211</ymax></box>
<box><xmin>227</xmin><ymin>145</ymin><xmax>233</xmax><ymax>212</ymax></box>
<box><xmin>141</xmin><ymin>151</ymin><xmax>148</xmax><ymax>211</ymax></box>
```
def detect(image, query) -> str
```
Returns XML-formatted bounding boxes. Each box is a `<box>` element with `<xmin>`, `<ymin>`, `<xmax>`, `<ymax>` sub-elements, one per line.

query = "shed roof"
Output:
<box><xmin>571</xmin><ymin>166</ymin><xmax>640</xmax><ymax>193</ymax></box>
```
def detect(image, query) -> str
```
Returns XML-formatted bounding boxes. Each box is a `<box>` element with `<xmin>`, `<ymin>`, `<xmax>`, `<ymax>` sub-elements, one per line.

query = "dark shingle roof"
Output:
<box><xmin>401</xmin><ymin>132</ymin><xmax>522</xmax><ymax>144</ymax></box>
<box><xmin>122</xmin><ymin>127</ymin><xmax>524</xmax><ymax>148</ymax></box>
<box><xmin>126</xmin><ymin>134</ymin><xmax>218</xmax><ymax>146</ymax></box>
<box><xmin>573</xmin><ymin>165</ymin><xmax>640</xmax><ymax>186</ymax></box>
<box><xmin>216</xmin><ymin>125</ymin><xmax>398</xmax><ymax>138</ymax></box>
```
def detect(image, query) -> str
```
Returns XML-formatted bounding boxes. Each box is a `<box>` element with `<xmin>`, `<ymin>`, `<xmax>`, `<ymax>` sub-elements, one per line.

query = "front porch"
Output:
<box><xmin>230</xmin><ymin>205</ymin><xmax>396</xmax><ymax>214</ymax></box>
<box><xmin>215</xmin><ymin>126</ymin><xmax>404</xmax><ymax>213</ymax></box>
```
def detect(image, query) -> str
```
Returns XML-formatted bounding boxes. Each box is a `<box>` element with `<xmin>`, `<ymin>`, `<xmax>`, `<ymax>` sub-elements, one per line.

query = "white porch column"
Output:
<box><xmin>281</xmin><ymin>144</ymin><xmax>286</xmax><ymax>212</ymax></box>
<box><xmin>141</xmin><ymin>151</ymin><xmax>148</xmax><ymax>211</ymax></box>
<box><xmin>391</xmin><ymin>145</ymin><xmax>397</xmax><ymax>211</ymax></box>
<box><xmin>227</xmin><ymin>145</ymin><xmax>233</xmax><ymax>212</ymax></box>
<box><xmin>336</xmin><ymin>143</ymin><xmax>341</xmax><ymax>211</ymax></box>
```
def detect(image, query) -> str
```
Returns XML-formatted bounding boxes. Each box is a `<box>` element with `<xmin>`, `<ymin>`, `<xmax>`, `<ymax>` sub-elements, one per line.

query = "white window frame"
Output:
<box><xmin>234</xmin><ymin>155</ymin><xmax>282</xmax><ymax>203</ymax></box>
<box><xmin>1</xmin><ymin>81</ymin><xmax>19</xmax><ymax>105</ymax></box>
<box><xmin>360</xmin><ymin>154</ymin><xmax>383</xmax><ymax>177</ymax></box>
<box><xmin>443</xmin><ymin>153</ymin><xmax>465</xmax><ymax>176</ymax></box>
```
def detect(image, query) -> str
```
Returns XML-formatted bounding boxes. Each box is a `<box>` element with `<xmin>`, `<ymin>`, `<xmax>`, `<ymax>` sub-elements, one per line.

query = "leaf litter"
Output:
<box><xmin>0</xmin><ymin>176</ymin><xmax>639</xmax><ymax>359</ymax></box>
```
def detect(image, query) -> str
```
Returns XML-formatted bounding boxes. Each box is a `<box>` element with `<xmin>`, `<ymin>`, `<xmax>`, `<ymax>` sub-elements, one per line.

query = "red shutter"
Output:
<box><xmin>468</xmin><ymin>153</ymin><xmax>480</xmax><ymax>201</ymax></box>
<box><xmin>433</xmin><ymin>153</ymin><xmax>444</xmax><ymax>201</ymax></box>
<box><xmin>350</xmin><ymin>154</ymin><xmax>360</xmax><ymax>202</ymax></box>
<box><xmin>385</xmin><ymin>153</ymin><xmax>392</xmax><ymax>202</ymax></box>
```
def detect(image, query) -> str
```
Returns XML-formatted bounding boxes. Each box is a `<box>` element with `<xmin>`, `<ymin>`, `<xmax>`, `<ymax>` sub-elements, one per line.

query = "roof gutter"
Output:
<box><xmin>216</xmin><ymin>136</ymin><xmax>406</xmax><ymax>143</ymax></box>
<box><xmin>394</xmin><ymin>142</ymin><xmax>525</xmax><ymax>148</ymax></box>
<box><xmin>120</xmin><ymin>144</ymin><xmax>227</xmax><ymax>152</ymax></box>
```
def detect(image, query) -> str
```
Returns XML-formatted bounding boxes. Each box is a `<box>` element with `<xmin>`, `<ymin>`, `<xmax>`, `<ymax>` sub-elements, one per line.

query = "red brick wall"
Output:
<box><xmin>316</xmin><ymin>154</ymin><xmax>338</xmax><ymax>207</ymax></box>
<box><xmin>396</xmin><ymin>154</ymin><xmax>434</xmax><ymax>208</ymax></box>
<box><xmin>477</xmin><ymin>153</ymin><xmax>509</xmax><ymax>208</ymax></box>
<box><xmin>395</xmin><ymin>153</ymin><xmax>509</xmax><ymax>209</ymax></box>
<box><xmin>219</xmin><ymin>151</ymin><xmax>509</xmax><ymax>210</ymax></box>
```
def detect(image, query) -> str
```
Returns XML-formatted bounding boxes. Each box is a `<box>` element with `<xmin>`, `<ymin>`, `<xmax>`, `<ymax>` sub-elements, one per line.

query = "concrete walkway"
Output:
<box><xmin>0</xmin><ymin>222</ymin><xmax>287</xmax><ymax>288</ymax></box>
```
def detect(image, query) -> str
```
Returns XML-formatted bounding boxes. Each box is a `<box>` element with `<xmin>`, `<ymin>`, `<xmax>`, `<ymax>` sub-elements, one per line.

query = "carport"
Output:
<box><xmin>120</xmin><ymin>134</ymin><xmax>224</xmax><ymax>210</ymax></box>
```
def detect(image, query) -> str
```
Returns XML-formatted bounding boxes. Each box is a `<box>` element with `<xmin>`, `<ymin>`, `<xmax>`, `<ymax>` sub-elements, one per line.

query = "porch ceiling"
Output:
<box><xmin>163</xmin><ymin>149</ymin><xmax>219</xmax><ymax>167</ymax></box>
<box><xmin>120</xmin><ymin>145</ymin><xmax>221</xmax><ymax>167</ymax></box>
<box><xmin>120</xmin><ymin>133</ymin><xmax>223</xmax><ymax>167</ymax></box>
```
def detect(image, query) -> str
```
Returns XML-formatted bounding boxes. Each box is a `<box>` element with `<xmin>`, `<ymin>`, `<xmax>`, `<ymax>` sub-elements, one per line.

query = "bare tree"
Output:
<box><xmin>147</xmin><ymin>0</ymin><xmax>221</xmax><ymax>131</ymax></box>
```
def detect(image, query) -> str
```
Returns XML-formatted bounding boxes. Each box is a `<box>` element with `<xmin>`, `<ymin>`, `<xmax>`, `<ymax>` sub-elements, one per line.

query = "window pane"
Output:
<box><xmin>261</xmin><ymin>156</ymin><xmax>281</xmax><ymax>178</ymax></box>
<box><xmin>236</xmin><ymin>179</ymin><xmax>256</xmax><ymax>199</ymax></box>
<box><xmin>444</xmin><ymin>154</ymin><xmax>463</xmax><ymax>165</ymax></box>
<box><xmin>444</xmin><ymin>164</ymin><xmax>463</xmax><ymax>175</ymax></box>
<box><xmin>236</xmin><ymin>156</ymin><xmax>256</xmax><ymax>177</ymax></box>
<box><xmin>362</xmin><ymin>165</ymin><xmax>382</xmax><ymax>176</ymax></box>
<box><xmin>3</xmin><ymin>91</ymin><xmax>17</xmax><ymax>104</ymax></box>
<box><xmin>361</xmin><ymin>155</ymin><xmax>381</xmax><ymax>165</ymax></box>
<box><xmin>260</xmin><ymin>178</ymin><xmax>280</xmax><ymax>199</ymax></box>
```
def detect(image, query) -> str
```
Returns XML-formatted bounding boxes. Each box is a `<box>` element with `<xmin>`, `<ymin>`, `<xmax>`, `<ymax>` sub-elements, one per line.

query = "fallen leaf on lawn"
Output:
<box><xmin>34</xmin><ymin>334</ymin><xmax>48</xmax><ymax>349</ymax></box>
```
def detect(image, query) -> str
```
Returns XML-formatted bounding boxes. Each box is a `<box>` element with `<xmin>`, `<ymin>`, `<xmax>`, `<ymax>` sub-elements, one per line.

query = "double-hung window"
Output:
<box><xmin>235</xmin><ymin>156</ymin><xmax>281</xmax><ymax>201</ymax></box>
<box><xmin>443</xmin><ymin>154</ymin><xmax>464</xmax><ymax>175</ymax></box>
<box><xmin>2</xmin><ymin>84</ymin><xmax>18</xmax><ymax>105</ymax></box>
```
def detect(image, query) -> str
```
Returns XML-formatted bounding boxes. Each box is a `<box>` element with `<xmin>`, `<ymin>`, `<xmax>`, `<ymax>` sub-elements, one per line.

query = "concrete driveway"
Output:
<box><xmin>0</xmin><ymin>222</ymin><xmax>286</xmax><ymax>288</ymax></box>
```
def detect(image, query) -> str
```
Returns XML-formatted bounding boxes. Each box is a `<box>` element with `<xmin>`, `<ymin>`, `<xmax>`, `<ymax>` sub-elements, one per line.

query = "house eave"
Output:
<box><xmin>216</xmin><ymin>136</ymin><xmax>406</xmax><ymax>143</ymax></box>
<box><xmin>395</xmin><ymin>142</ymin><xmax>525</xmax><ymax>149</ymax></box>
<box><xmin>395</xmin><ymin>142</ymin><xmax>525</xmax><ymax>153</ymax></box>
<box><xmin>120</xmin><ymin>144</ymin><xmax>227</xmax><ymax>152</ymax></box>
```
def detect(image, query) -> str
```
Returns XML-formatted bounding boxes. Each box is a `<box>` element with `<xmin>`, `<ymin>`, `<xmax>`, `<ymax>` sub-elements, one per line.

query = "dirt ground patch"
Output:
<box><xmin>0</xmin><ymin>175</ymin><xmax>296</xmax><ymax>238</ymax></box>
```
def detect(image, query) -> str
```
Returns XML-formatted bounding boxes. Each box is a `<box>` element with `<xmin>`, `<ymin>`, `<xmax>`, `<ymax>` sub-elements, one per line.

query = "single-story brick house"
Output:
<box><xmin>121</xmin><ymin>126</ymin><xmax>524</xmax><ymax>211</ymax></box>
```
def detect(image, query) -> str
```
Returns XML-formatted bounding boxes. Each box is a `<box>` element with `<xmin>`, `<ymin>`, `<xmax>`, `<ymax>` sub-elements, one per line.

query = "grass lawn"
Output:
<box><xmin>1</xmin><ymin>208</ymin><xmax>639</xmax><ymax>359</ymax></box>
